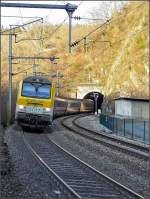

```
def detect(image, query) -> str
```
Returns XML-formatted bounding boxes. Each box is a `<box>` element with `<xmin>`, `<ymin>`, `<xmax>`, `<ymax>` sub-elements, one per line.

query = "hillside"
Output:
<box><xmin>1</xmin><ymin>1</ymin><xmax>149</xmax><ymax>101</ymax></box>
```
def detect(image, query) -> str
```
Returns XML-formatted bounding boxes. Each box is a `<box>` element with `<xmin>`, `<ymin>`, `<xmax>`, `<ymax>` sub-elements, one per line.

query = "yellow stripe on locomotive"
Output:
<box><xmin>15</xmin><ymin>76</ymin><xmax>55</xmax><ymax>128</ymax></box>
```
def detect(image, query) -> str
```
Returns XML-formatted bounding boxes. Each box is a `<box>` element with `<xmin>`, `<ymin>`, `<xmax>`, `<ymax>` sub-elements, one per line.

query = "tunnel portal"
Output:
<box><xmin>83</xmin><ymin>91</ymin><xmax>104</xmax><ymax>111</ymax></box>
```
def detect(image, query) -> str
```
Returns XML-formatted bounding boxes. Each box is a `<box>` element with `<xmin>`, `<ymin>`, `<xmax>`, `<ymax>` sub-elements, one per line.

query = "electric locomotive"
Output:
<box><xmin>15</xmin><ymin>76</ymin><xmax>55</xmax><ymax>128</ymax></box>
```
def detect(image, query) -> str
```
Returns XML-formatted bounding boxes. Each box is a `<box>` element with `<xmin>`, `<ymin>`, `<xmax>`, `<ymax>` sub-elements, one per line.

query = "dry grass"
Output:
<box><xmin>1</xmin><ymin>1</ymin><xmax>149</xmax><ymax>103</ymax></box>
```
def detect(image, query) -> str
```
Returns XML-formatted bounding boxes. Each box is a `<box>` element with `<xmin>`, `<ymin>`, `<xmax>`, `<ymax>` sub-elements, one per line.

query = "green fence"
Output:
<box><xmin>100</xmin><ymin>114</ymin><xmax>149</xmax><ymax>144</ymax></box>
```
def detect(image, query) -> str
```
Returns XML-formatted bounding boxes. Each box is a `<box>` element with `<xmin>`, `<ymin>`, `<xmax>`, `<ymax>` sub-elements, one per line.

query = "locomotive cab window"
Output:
<box><xmin>22</xmin><ymin>82</ymin><xmax>51</xmax><ymax>98</ymax></box>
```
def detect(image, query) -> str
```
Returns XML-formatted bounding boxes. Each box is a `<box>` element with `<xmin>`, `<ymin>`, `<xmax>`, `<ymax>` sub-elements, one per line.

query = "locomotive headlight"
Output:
<box><xmin>45</xmin><ymin>108</ymin><xmax>50</xmax><ymax>112</ymax></box>
<box><xmin>19</xmin><ymin>105</ymin><xmax>24</xmax><ymax>110</ymax></box>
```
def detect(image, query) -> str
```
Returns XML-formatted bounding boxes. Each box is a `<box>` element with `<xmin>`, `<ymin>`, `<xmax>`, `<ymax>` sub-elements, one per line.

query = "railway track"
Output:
<box><xmin>22</xmin><ymin>132</ymin><xmax>79</xmax><ymax>199</ymax></box>
<box><xmin>22</xmin><ymin>131</ymin><xmax>143</xmax><ymax>199</ymax></box>
<box><xmin>61</xmin><ymin>115</ymin><xmax>149</xmax><ymax>159</ymax></box>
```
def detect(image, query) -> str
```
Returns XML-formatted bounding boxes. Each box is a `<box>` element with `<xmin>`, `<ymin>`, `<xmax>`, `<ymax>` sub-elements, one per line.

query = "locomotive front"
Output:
<box><xmin>15</xmin><ymin>76</ymin><xmax>55</xmax><ymax>128</ymax></box>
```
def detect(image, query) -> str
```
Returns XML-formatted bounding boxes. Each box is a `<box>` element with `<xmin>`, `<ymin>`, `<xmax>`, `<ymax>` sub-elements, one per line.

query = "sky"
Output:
<box><xmin>1</xmin><ymin>1</ymin><xmax>99</xmax><ymax>27</ymax></box>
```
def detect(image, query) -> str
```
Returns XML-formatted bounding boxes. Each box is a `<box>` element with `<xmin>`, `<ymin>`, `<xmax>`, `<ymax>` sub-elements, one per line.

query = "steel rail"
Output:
<box><xmin>22</xmin><ymin>131</ymin><xmax>81</xmax><ymax>199</ymax></box>
<box><xmin>61</xmin><ymin>115</ymin><xmax>149</xmax><ymax>159</ymax></box>
<box><xmin>74</xmin><ymin>115</ymin><xmax>149</xmax><ymax>152</ymax></box>
<box><xmin>22</xmin><ymin>130</ymin><xmax>143</xmax><ymax>199</ymax></box>
<box><xmin>46</xmin><ymin>136</ymin><xmax>144</xmax><ymax>199</ymax></box>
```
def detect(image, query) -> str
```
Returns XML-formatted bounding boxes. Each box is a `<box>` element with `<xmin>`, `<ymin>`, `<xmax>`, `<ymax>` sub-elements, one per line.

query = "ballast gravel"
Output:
<box><xmin>48</xmin><ymin>116</ymin><xmax>149</xmax><ymax>198</ymax></box>
<box><xmin>2</xmin><ymin>124</ymin><xmax>71</xmax><ymax>198</ymax></box>
<box><xmin>2</xmin><ymin>116</ymin><xmax>149</xmax><ymax>198</ymax></box>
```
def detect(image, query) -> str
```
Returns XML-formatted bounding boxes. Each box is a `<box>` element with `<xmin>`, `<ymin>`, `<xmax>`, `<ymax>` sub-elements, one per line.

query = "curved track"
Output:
<box><xmin>22</xmin><ymin>130</ymin><xmax>143</xmax><ymax>199</ymax></box>
<box><xmin>61</xmin><ymin>115</ymin><xmax>149</xmax><ymax>159</ymax></box>
<box><xmin>22</xmin><ymin>131</ymin><xmax>80</xmax><ymax>199</ymax></box>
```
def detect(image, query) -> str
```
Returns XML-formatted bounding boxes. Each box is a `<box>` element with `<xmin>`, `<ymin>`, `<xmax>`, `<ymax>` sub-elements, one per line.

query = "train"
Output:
<box><xmin>15</xmin><ymin>76</ymin><xmax>55</xmax><ymax>128</ymax></box>
<box><xmin>15</xmin><ymin>76</ymin><xmax>94</xmax><ymax>129</ymax></box>
<box><xmin>54</xmin><ymin>97</ymin><xmax>94</xmax><ymax>117</ymax></box>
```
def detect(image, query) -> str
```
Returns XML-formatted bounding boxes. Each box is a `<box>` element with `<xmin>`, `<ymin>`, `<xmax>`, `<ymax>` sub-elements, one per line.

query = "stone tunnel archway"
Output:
<box><xmin>83</xmin><ymin>91</ymin><xmax>104</xmax><ymax>111</ymax></box>
<box><xmin>76</xmin><ymin>83</ymin><xmax>104</xmax><ymax>112</ymax></box>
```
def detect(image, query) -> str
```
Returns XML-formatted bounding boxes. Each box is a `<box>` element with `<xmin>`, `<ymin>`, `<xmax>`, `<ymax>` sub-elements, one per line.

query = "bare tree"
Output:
<box><xmin>90</xmin><ymin>1</ymin><xmax>128</xmax><ymax>22</ymax></box>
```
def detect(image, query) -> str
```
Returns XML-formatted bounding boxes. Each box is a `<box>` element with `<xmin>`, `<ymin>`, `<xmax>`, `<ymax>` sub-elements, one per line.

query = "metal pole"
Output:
<box><xmin>68</xmin><ymin>12</ymin><xmax>73</xmax><ymax>53</ymax></box>
<box><xmin>143</xmin><ymin>121</ymin><xmax>145</xmax><ymax>143</ymax></box>
<box><xmin>56</xmin><ymin>71</ymin><xmax>59</xmax><ymax>96</ymax></box>
<box><xmin>0</xmin><ymin>2</ymin><xmax>71</xmax><ymax>9</ymax></box>
<box><xmin>32</xmin><ymin>60</ymin><xmax>37</xmax><ymax>76</ymax></box>
<box><xmin>1</xmin><ymin>2</ymin><xmax>77</xmax><ymax>54</ymax></box>
<box><xmin>8</xmin><ymin>31</ymin><xmax>13</xmax><ymax>125</ymax></box>
<box><xmin>58</xmin><ymin>72</ymin><xmax>60</xmax><ymax>96</ymax></box>
<box><xmin>95</xmin><ymin>96</ymin><xmax>98</xmax><ymax>115</ymax></box>
<box><xmin>113</xmin><ymin>117</ymin><xmax>115</xmax><ymax>132</ymax></box>
<box><xmin>0</xmin><ymin>36</ymin><xmax>1</xmax><ymax>124</ymax></box>
<box><xmin>84</xmin><ymin>37</ymin><xmax>87</xmax><ymax>52</ymax></box>
<box><xmin>132</xmin><ymin>119</ymin><xmax>134</xmax><ymax>139</ymax></box>
<box><xmin>93</xmin><ymin>93</ymin><xmax>98</xmax><ymax>115</ymax></box>
<box><xmin>124</xmin><ymin>119</ymin><xmax>125</xmax><ymax>136</ymax></box>
<box><xmin>116</xmin><ymin>118</ymin><xmax>118</xmax><ymax>134</ymax></box>
<box><xmin>32</xmin><ymin>64</ymin><xmax>35</xmax><ymax>76</ymax></box>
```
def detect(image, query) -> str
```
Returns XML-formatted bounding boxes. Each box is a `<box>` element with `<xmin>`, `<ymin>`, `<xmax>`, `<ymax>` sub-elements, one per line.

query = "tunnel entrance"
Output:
<box><xmin>83</xmin><ymin>91</ymin><xmax>104</xmax><ymax>112</ymax></box>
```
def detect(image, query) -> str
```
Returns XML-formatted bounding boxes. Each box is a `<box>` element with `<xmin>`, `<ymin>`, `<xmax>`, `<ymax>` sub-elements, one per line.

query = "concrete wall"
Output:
<box><xmin>115</xmin><ymin>99</ymin><xmax>149</xmax><ymax>119</ymax></box>
<box><xmin>115</xmin><ymin>100</ymin><xmax>131</xmax><ymax>116</ymax></box>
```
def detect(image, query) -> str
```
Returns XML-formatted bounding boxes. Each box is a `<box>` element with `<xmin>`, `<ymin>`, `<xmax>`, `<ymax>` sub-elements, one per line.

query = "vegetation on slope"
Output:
<box><xmin>1</xmin><ymin>1</ymin><xmax>149</xmax><ymax>101</ymax></box>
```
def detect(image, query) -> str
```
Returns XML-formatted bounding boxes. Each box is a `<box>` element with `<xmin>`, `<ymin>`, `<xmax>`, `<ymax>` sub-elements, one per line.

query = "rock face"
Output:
<box><xmin>102</xmin><ymin>2</ymin><xmax>149</xmax><ymax>99</ymax></box>
<box><xmin>98</xmin><ymin>3</ymin><xmax>149</xmax><ymax>111</ymax></box>
<box><xmin>71</xmin><ymin>2</ymin><xmax>149</xmax><ymax>101</ymax></box>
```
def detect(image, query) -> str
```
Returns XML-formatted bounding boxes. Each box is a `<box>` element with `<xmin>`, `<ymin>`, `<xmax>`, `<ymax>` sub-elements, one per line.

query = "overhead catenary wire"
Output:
<box><xmin>72</xmin><ymin>16</ymin><xmax>105</xmax><ymax>21</ymax></box>
<box><xmin>86</xmin><ymin>3</ymin><xmax>147</xmax><ymax>48</ymax></box>
<box><xmin>87</xmin><ymin>28</ymin><xmax>147</xmax><ymax>55</ymax></box>
<box><xmin>42</xmin><ymin>17</ymin><xmax>68</xmax><ymax>40</ymax></box>
<box><xmin>63</xmin><ymin>28</ymin><xmax>148</xmax><ymax>83</ymax></box>
<box><xmin>90</xmin><ymin>26</ymin><xmax>148</xmax><ymax>60</ymax></box>
<box><xmin>86</xmin><ymin>23</ymin><xmax>120</xmax><ymax>46</ymax></box>
<box><xmin>17</xmin><ymin>1</ymin><xmax>42</xmax><ymax>51</ymax></box>
<box><xmin>1</xmin><ymin>16</ymin><xmax>43</xmax><ymax>48</ymax></box>
<box><xmin>17</xmin><ymin>0</ymin><xmax>24</xmax><ymax>25</ymax></box>
<box><xmin>9</xmin><ymin>1</ymin><xmax>82</xmax><ymax>51</ymax></box>
<box><xmin>1</xmin><ymin>15</ymin><xmax>42</xmax><ymax>19</ymax></box>
<box><xmin>12</xmin><ymin>66</ymin><xmax>33</xmax><ymax>76</ymax></box>
<box><xmin>42</xmin><ymin>1</ymin><xmax>83</xmax><ymax>41</ymax></box>
<box><xmin>44</xmin><ymin>1</ymin><xmax>59</xmax><ymax>20</ymax></box>
<box><xmin>71</xmin><ymin>2</ymin><xmax>145</xmax><ymax>47</ymax></box>
<box><xmin>25</xmin><ymin>0</ymin><xmax>83</xmax><ymax>53</ymax></box>
<box><xmin>26</xmin><ymin>1</ymin><xmax>81</xmax><ymax>53</ymax></box>
<box><xmin>107</xmin><ymin>27</ymin><xmax>147</xmax><ymax>50</ymax></box>
<box><xmin>9</xmin><ymin>17</ymin><xmax>44</xmax><ymax>50</ymax></box>
<box><xmin>1</xmin><ymin>17</ymin><xmax>43</xmax><ymax>33</ymax></box>
<box><xmin>16</xmin><ymin>0</ymin><xmax>40</xmax><ymax>48</ymax></box>
<box><xmin>41</xmin><ymin>1</ymin><xmax>59</xmax><ymax>46</ymax></box>
<box><xmin>102</xmin><ymin>2</ymin><xmax>144</xmax><ymax>30</ymax></box>
<box><xmin>71</xmin><ymin>20</ymin><xmax>109</xmax><ymax>47</ymax></box>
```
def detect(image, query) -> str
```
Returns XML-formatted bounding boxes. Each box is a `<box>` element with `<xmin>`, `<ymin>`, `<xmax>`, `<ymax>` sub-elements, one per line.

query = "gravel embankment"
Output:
<box><xmin>48</xmin><ymin>116</ymin><xmax>149</xmax><ymax>197</ymax></box>
<box><xmin>0</xmin><ymin>125</ymin><xmax>12</xmax><ymax>197</ymax></box>
<box><xmin>77</xmin><ymin>114</ymin><xmax>111</xmax><ymax>133</ymax></box>
<box><xmin>2</xmin><ymin>124</ymin><xmax>71</xmax><ymax>198</ymax></box>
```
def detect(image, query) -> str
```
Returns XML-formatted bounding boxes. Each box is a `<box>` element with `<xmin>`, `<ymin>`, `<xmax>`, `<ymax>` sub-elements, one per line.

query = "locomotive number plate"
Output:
<box><xmin>26</xmin><ymin>107</ymin><xmax>43</xmax><ymax>114</ymax></box>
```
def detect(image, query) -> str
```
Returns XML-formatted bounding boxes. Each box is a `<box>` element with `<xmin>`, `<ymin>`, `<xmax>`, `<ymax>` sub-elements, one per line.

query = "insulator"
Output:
<box><xmin>74</xmin><ymin>16</ymin><xmax>81</xmax><ymax>20</ymax></box>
